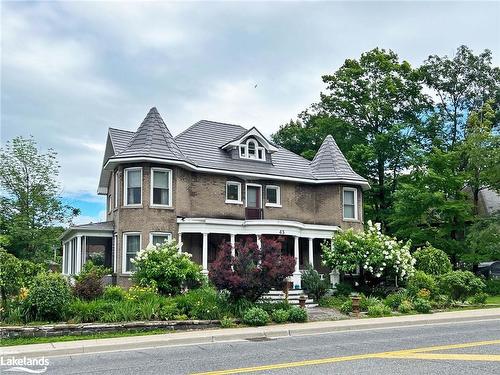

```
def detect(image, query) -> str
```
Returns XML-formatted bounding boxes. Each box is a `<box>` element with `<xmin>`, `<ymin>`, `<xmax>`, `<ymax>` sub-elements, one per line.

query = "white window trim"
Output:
<box><xmin>124</xmin><ymin>167</ymin><xmax>143</xmax><ymax>207</ymax></box>
<box><xmin>225</xmin><ymin>181</ymin><xmax>242</xmax><ymax>204</ymax></box>
<box><xmin>265</xmin><ymin>185</ymin><xmax>282</xmax><ymax>207</ymax></box>
<box><xmin>114</xmin><ymin>171</ymin><xmax>118</xmax><ymax>209</ymax></box>
<box><xmin>122</xmin><ymin>232</ymin><xmax>142</xmax><ymax>274</ymax></box>
<box><xmin>245</xmin><ymin>183</ymin><xmax>263</xmax><ymax>208</ymax></box>
<box><xmin>239</xmin><ymin>145</ymin><xmax>246</xmax><ymax>158</ymax></box>
<box><xmin>149</xmin><ymin>232</ymin><xmax>172</xmax><ymax>246</ymax></box>
<box><xmin>239</xmin><ymin>139</ymin><xmax>266</xmax><ymax>161</ymax></box>
<box><xmin>342</xmin><ymin>187</ymin><xmax>358</xmax><ymax>221</ymax></box>
<box><xmin>113</xmin><ymin>233</ymin><xmax>117</xmax><ymax>273</ymax></box>
<box><xmin>150</xmin><ymin>167</ymin><xmax>173</xmax><ymax>208</ymax></box>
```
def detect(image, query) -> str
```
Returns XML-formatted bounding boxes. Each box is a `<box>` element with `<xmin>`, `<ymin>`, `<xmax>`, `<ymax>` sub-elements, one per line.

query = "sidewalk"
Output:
<box><xmin>2</xmin><ymin>308</ymin><xmax>499</xmax><ymax>358</ymax></box>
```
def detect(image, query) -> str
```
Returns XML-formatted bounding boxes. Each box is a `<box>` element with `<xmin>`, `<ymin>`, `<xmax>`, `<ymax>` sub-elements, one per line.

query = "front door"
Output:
<box><xmin>246</xmin><ymin>185</ymin><xmax>262</xmax><ymax>219</ymax></box>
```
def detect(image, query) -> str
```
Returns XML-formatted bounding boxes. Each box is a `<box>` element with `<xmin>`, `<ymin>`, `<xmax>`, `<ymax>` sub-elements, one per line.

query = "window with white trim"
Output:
<box><xmin>151</xmin><ymin>168</ymin><xmax>172</xmax><ymax>207</ymax></box>
<box><xmin>150</xmin><ymin>232</ymin><xmax>172</xmax><ymax>246</ymax></box>
<box><xmin>265</xmin><ymin>185</ymin><xmax>281</xmax><ymax>207</ymax></box>
<box><xmin>226</xmin><ymin>181</ymin><xmax>242</xmax><ymax>204</ymax></box>
<box><xmin>124</xmin><ymin>168</ymin><xmax>142</xmax><ymax>206</ymax></box>
<box><xmin>343</xmin><ymin>187</ymin><xmax>358</xmax><ymax>220</ymax></box>
<box><xmin>123</xmin><ymin>233</ymin><xmax>141</xmax><ymax>273</ymax></box>
<box><xmin>114</xmin><ymin>171</ymin><xmax>118</xmax><ymax>208</ymax></box>
<box><xmin>239</xmin><ymin>138</ymin><xmax>266</xmax><ymax>161</ymax></box>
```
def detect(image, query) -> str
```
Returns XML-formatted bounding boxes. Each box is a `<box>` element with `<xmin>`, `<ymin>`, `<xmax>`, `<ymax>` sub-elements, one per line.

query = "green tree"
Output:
<box><xmin>421</xmin><ymin>45</ymin><xmax>500</xmax><ymax>147</ymax></box>
<box><xmin>0</xmin><ymin>136</ymin><xmax>79</xmax><ymax>261</ymax></box>
<box><xmin>463</xmin><ymin>213</ymin><xmax>500</xmax><ymax>265</ymax></box>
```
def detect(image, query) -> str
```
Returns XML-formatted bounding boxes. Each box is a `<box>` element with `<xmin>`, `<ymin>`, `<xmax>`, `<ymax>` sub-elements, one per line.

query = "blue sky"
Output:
<box><xmin>1</xmin><ymin>1</ymin><xmax>499</xmax><ymax>225</ymax></box>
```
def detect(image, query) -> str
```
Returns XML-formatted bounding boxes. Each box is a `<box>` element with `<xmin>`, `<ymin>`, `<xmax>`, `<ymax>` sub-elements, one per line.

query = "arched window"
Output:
<box><xmin>248</xmin><ymin>140</ymin><xmax>257</xmax><ymax>158</ymax></box>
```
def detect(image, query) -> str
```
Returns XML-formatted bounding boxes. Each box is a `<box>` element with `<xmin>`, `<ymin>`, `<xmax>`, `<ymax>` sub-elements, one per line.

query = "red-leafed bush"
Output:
<box><xmin>209</xmin><ymin>237</ymin><xmax>295</xmax><ymax>302</ymax></box>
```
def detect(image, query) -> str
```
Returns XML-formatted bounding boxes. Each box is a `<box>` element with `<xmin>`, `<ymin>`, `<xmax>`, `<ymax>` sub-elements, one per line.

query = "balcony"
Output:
<box><xmin>245</xmin><ymin>207</ymin><xmax>263</xmax><ymax>220</ymax></box>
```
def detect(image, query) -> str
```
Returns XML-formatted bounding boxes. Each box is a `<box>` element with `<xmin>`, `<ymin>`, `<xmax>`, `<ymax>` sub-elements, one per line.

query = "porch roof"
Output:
<box><xmin>60</xmin><ymin>221</ymin><xmax>114</xmax><ymax>242</ymax></box>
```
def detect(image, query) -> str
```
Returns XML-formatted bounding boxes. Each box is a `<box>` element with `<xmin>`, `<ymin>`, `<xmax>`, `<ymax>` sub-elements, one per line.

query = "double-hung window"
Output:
<box><xmin>343</xmin><ymin>187</ymin><xmax>358</xmax><ymax>220</ymax></box>
<box><xmin>124</xmin><ymin>167</ymin><xmax>142</xmax><ymax>206</ymax></box>
<box><xmin>265</xmin><ymin>185</ymin><xmax>281</xmax><ymax>207</ymax></box>
<box><xmin>123</xmin><ymin>233</ymin><xmax>141</xmax><ymax>273</ymax></box>
<box><xmin>150</xmin><ymin>232</ymin><xmax>172</xmax><ymax>246</ymax></box>
<box><xmin>226</xmin><ymin>181</ymin><xmax>242</xmax><ymax>204</ymax></box>
<box><xmin>151</xmin><ymin>168</ymin><xmax>172</xmax><ymax>207</ymax></box>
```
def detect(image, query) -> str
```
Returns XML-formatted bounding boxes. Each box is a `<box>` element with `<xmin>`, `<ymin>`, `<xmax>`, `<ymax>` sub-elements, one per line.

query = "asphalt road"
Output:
<box><xmin>14</xmin><ymin>319</ymin><xmax>500</xmax><ymax>374</ymax></box>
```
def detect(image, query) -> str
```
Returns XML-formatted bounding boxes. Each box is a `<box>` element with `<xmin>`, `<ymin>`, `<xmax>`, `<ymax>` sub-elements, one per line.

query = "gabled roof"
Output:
<box><xmin>311</xmin><ymin>135</ymin><xmax>367</xmax><ymax>183</ymax></box>
<box><xmin>220</xmin><ymin>126</ymin><xmax>278</xmax><ymax>153</ymax></box>
<box><xmin>115</xmin><ymin>107</ymin><xmax>188</xmax><ymax>161</ymax></box>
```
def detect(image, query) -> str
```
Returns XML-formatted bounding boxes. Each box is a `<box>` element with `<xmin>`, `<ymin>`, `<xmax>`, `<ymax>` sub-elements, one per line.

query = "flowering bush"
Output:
<box><xmin>209</xmin><ymin>237</ymin><xmax>295</xmax><ymax>302</ymax></box>
<box><xmin>322</xmin><ymin>221</ymin><xmax>416</xmax><ymax>286</ymax></box>
<box><xmin>132</xmin><ymin>240</ymin><xmax>202</xmax><ymax>296</ymax></box>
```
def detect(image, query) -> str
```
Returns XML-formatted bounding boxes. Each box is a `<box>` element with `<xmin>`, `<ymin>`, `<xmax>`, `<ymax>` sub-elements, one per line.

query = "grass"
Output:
<box><xmin>0</xmin><ymin>328</ymin><xmax>172</xmax><ymax>347</ymax></box>
<box><xmin>486</xmin><ymin>295</ymin><xmax>500</xmax><ymax>305</ymax></box>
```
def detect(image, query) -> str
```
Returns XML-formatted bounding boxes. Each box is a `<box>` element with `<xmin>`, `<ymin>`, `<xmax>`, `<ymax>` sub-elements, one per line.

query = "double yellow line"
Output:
<box><xmin>192</xmin><ymin>339</ymin><xmax>500</xmax><ymax>375</ymax></box>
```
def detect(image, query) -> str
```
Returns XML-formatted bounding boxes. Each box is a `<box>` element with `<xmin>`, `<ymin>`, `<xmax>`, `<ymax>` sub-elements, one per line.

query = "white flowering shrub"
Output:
<box><xmin>322</xmin><ymin>221</ymin><xmax>415</xmax><ymax>285</ymax></box>
<box><xmin>132</xmin><ymin>240</ymin><xmax>202</xmax><ymax>295</ymax></box>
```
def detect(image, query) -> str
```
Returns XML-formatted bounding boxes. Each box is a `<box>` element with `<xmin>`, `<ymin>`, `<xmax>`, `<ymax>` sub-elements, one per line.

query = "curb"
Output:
<box><xmin>2</xmin><ymin>308</ymin><xmax>499</xmax><ymax>358</ymax></box>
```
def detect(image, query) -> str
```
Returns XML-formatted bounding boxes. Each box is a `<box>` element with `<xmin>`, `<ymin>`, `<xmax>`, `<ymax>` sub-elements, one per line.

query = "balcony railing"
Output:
<box><xmin>245</xmin><ymin>208</ymin><xmax>263</xmax><ymax>220</ymax></box>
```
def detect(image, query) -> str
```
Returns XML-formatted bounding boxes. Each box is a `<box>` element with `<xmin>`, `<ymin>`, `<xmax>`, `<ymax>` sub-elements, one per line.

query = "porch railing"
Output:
<box><xmin>245</xmin><ymin>208</ymin><xmax>263</xmax><ymax>220</ymax></box>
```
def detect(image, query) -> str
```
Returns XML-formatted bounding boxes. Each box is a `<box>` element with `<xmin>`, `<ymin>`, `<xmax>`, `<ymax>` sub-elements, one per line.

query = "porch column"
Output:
<box><xmin>256</xmin><ymin>233</ymin><xmax>262</xmax><ymax>249</ymax></box>
<box><xmin>76</xmin><ymin>235</ymin><xmax>82</xmax><ymax>274</ymax></box>
<box><xmin>292</xmin><ymin>236</ymin><xmax>301</xmax><ymax>288</ymax></box>
<box><xmin>202</xmin><ymin>232</ymin><xmax>209</xmax><ymax>276</ymax></box>
<box><xmin>230</xmin><ymin>234</ymin><xmax>236</xmax><ymax>257</ymax></box>
<box><xmin>308</xmin><ymin>237</ymin><xmax>314</xmax><ymax>269</ymax></box>
<box><xmin>178</xmin><ymin>232</ymin><xmax>183</xmax><ymax>253</ymax></box>
<box><xmin>62</xmin><ymin>241</ymin><xmax>67</xmax><ymax>275</ymax></box>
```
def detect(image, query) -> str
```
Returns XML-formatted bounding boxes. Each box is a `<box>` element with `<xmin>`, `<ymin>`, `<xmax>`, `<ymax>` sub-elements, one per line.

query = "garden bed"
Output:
<box><xmin>0</xmin><ymin>319</ymin><xmax>222</xmax><ymax>339</ymax></box>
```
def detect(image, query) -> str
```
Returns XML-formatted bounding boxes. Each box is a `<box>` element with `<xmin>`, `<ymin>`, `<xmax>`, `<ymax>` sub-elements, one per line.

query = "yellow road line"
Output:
<box><xmin>190</xmin><ymin>339</ymin><xmax>500</xmax><ymax>375</ymax></box>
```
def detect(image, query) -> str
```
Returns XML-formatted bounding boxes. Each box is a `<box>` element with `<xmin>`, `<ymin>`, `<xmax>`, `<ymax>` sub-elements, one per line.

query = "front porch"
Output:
<box><xmin>177</xmin><ymin>218</ymin><xmax>340</xmax><ymax>288</ymax></box>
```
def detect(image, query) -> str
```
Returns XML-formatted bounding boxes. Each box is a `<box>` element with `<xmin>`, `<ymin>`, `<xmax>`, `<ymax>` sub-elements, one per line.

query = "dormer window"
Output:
<box><xmin>239</xmin><ymin>138</ymin><xmax>266</xmax><ymax>161</ymax></box>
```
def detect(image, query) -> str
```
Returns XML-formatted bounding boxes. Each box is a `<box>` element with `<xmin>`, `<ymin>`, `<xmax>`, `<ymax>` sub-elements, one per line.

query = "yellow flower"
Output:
<box><xmin>18</xmin><ymin>287</ymin><xmax>29</xmax><ymax>300</ymax></box>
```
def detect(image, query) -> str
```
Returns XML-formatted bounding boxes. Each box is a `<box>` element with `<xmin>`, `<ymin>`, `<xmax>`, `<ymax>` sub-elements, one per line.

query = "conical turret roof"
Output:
<box><xmin>311</xmin><ymin>135</ymin><xmax>366</xmax><ymax>182</ymax></box>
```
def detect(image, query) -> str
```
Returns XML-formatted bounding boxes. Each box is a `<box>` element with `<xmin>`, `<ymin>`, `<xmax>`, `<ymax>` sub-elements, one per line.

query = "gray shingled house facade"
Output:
<box><xmin>61</xmin><ymin>108</ymin><xmax>369</xmax><ymax>287</ymax></box>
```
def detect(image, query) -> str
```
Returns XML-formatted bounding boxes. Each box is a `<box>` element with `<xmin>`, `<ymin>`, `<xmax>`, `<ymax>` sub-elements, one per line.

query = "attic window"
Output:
<box><xmin>239</xmin><ymin>138</ymin><xmax>265</xmax><ymax>161</ymax></box>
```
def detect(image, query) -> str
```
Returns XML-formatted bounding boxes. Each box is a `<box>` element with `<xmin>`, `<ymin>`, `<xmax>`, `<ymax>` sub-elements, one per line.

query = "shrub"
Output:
<box><xmin>340</xmin><ymin>300</ymin><xmax>353</xmax><ymax>314</ymax></box>
<box><xmin>384</xmin><ymin>292</ymin><xmax>406</xmax><ymax>310</ymax></box>
<box><xmin>111</xmin><ymin>300</ymin><xmax>139</xmax><ymax>321</ymax></box>
<box><xmin>413</xmin><ymin>244</ymin><xmax>452</xmax><ymax>276</ymax></box>
<box><xmin>175</xmin><ymin>286</ymin><xmax>226</xmax><ymax>320</ymax></box>
<box><xmin>360</xmin><ymin>296</ymin><xmax>381</xmax><ymax>311</ymax></box>
<box><xmin>259</xmin><ymin>301</ymin><xmax>291</xmax><ymax>314</ymax></box>
<box><xmin>228</xmin><ymin>298</ymin><xmax>255</xmax><ymax>319</ymax></box>
<box><xmin>484</xmin><ymin>279</ymin><xmax>500</xmax><ymax>295</ymax></box>
<box><xmin>413</xmin><ymin>298</ymin><xmax>432</xmax><ymax>313</ymax></box>
<box><xmin>323</xmin><ymin>221</ymin><xmax>416</xmax><ymax>287</ymax></box>
<box><xmin>103</xmin><ymin>285</ymin><xmax>126</xmax><ymax>301</ymax></box>
<box><xmin>367</xmin><ymin>303</ymin><xmax>392</xmax><ymax>317</ymax></box>
<box><xmin>220</xmin><ymin>316</ymin><xmax>236</xmax><ymax>328</ymax></box>
<box><xmin>398</xmin><ymin>300</ymin><xmax>414</xmax><ymax>313</ymax></box>
<box><xmin>27</xmin><ymin>272</ymin><xmax>72</xmax><ymax>321</ymax></box>
<box><xmin>69</xmin><ymin>299</ymin><xmax>113</xmax><ymax>323</ymax></box>
<box><xmin>319</xmin><ymin>296</ymin><xmax>349</xmax><ymax>309</ymax></box>
<box><xmin>272</xmin><ymin>309</ymin><xmax>290</xmax><ymax>323</ymax></box>
<box><xmin>333</xmin><ymin>282</ymin><xmax>354</xmax><ymax>297</ymax></box>
<box><xmin>159</xmin><ymin>300</ymin><xmax>180</xmax><ymax>320</ymax></box>
<box><xmin>416</xmin><ymin>288</ymin><xmax>431</xmax><ymax>300</ymax></box>
<box><xmin>438</xmin><ymin>271</ymin><xmax>486</xmax><ymax>302</ymax></box>
<box><xmin>209</xmin><ymin>237</ymin><xmax>295</xmax><ymax>302</ymax></box>
<box><xmin>469</xmin><ymin>292</ymin><xmax>488</xmax><ymax>305</ymax></box>
<box><xmin>132</xmin><ymin>240</ymin><xmax>202</xmax><ymax>296</ymax></box>
<box><xmin>301</xmin><ymin>266</ymin><xmax>330</xmax><ymax>301</ymax></box>
<box><xmin>407</xmin><ymin>271</ymin><xmax>437</xmax><ymax>296</ymax></box>
<box><xmin>431</xmin><ymin>294</ymin><xmax>452</xmax><ymax>309</ymax></box>
<box><xmin>73</xmin><ymin>272</ymin><xmax>103</xmax><ymax>301</ymax></box>
<box><xmin>242</xmin><ymin>307</ymin><xmax>269</xmax><ymax>326</ymax></box>
<box><xmin>287</xmin><ymin>307</ymin><xmax>308</xmax><ymax>322</ymax></box>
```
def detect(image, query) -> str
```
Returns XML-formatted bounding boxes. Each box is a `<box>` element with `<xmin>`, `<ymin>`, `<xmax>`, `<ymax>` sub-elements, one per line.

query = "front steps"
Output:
<box><xmin>260</xmin><ymin>289</ymin><xmax>318</xmax><ymax>308</ymax></box>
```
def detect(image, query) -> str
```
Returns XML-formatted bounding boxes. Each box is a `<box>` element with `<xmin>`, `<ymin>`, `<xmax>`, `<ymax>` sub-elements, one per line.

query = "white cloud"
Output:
<box><xmin>72</xmin><ymin>210</ymin><xmax>107</xmax><ymax>225</ymax></box>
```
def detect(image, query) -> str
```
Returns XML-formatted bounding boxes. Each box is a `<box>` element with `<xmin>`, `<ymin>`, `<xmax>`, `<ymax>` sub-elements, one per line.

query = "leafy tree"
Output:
<box><xmin>209</xmin><ymin>237</ymin><xmax>295</xmax><ymax>302</ymax></box>
<box><xmin>438</xmin><ymin>270</ymin><xmax>485</xmax><ymax>302</ymax></box>
<box><xmin>0</xmin><ymin>137</ymin><xmax>79</xmax><ymax>261</ymax></box>
<box><xmin>463</xmin><ymin>213</ymin><xmax>500</xmax><ymax>265</ymax></box>
<box><xmin>421</xmin><ymin>45</ymin><xmax>500</xmax><ymax>147</ymax></box>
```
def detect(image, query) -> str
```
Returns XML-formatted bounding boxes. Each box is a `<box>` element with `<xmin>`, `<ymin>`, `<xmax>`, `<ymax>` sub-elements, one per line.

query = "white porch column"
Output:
<box><xmin>202</xmin><ymin>232</ymin><xmax>209</xmax><ymax>276</ymax></box>
<box><xmin>256</xmin><ymin>233</ymin><xmax>262</xmax><ymax>249</ymax></box>
<box><xmin>292</xmin><ymin>236</ymin><xmax>301</xmax><ymax>288</ymax></box>
<box><xmin>76</xmin><ymin>235</ymin><xmax>82</xmax><ymax>274</ymax></box>
<box><xmin>178</xmin><ymin>232</ymin><xmax>183</xmax><ymax>253</ymax></box>
<box><xmin>62</xmin><ymin>241</ymin><xmax>67</xmax><ymax>275</ymax></box>
<box><xmin>330</xmin><ymin>269</ymin><xmax>340</xmax><ymax>288</ymax></box>
<box><xmin>230</xmin><ymin>234</ymin><xmax>236</xmax><ymax>257</ymax></box>
<box><xmin>308</xmin><ymin>237</ymin><xmax>314</xmax><ymax>269</ymax></box>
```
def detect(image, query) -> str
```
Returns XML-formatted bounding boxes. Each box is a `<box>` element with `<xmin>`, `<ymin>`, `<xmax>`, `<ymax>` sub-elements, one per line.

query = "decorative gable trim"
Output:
<box><xmin>220</xmin><ymin>127</ymin><xmax>278</xmax><ymax>153</ymax></box>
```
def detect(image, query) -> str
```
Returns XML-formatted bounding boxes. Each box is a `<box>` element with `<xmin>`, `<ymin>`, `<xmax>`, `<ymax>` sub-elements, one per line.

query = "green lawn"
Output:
<box><xmin>0</xmin><ymin>328</ymin><xmax>172</xmax><ymax>347</ymax></box>
<box><xmin>486</xmin><ymin>295</ymin><xmax>500</xmax><ymax>305</ymax></box>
